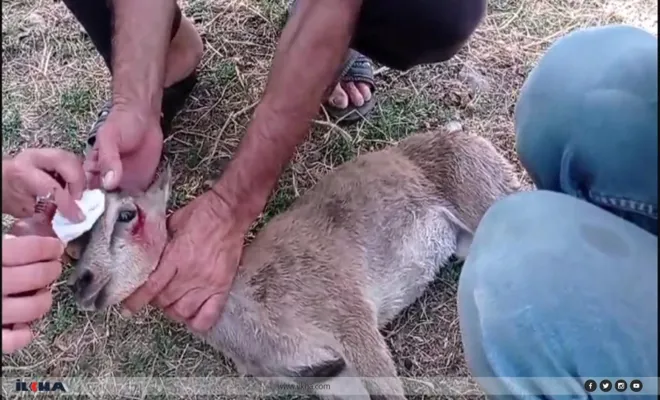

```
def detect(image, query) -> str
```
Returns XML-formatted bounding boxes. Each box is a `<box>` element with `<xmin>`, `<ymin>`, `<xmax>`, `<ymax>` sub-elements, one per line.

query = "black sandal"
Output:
<box><xmin>286</xmin><ymin>0</ymin><xmax>377</xmax><ymax>124</ymax></box>
<box><xmin>326</xmin><ymin>49</ymin><xmax>377</xmax><ymax>123</ymax></box>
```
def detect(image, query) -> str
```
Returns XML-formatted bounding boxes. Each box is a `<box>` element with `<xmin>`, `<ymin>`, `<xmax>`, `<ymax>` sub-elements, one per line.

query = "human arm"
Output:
<box><xmin>110</xmin><ymin>0</ymin><xmax>174</xmax><ymax>116</ymax></box>
<box><xmin>87</xmin><ymin>0</ymin><xmax>176</xmax><ymax>190</ymax></box>
<box><xmin>211</xmin><ymin>0</ymin><xmax>364</xmax><ymax>228</ymax></box>
<box><xmin>120</xmin><ymin>0</ymin><xmax>364</xmax><ymax>331</ymax></box>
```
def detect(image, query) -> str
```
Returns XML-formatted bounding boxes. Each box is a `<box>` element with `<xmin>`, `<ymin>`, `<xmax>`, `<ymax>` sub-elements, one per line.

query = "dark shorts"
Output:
<box><xmin>62</xmin><ymin>0</ymin><xmax>486</xmax><ymax>71</ymax></box>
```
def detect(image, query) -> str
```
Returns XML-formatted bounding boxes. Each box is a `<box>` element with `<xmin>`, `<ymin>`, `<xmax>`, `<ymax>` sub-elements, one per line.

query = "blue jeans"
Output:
<box><xmin>458</xmin><ymin>25</ymin><xmax>658</xmax><ymax>399</ymax></box>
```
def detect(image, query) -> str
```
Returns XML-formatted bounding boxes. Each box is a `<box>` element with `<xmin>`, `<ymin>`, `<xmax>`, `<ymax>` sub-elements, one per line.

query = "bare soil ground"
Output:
<box><xmin>2</xmin><ymin>0</ymin><xmax>656</xmax><ymax>398</ymax></box>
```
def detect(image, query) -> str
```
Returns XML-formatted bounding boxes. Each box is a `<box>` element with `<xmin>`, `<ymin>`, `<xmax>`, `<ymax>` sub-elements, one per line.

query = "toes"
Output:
<box><xmin>327</xmin><ymin>80</ymin><xmax>374</xmax><ymax>110</ymax></box>
<box><xmin>328</xmin><ymin>83</ymin><xmax>349</xmax><ymax>109</ymax></box>
<box><xmin>356</xmin><ymin>82</ymin><xmax>372</xmax><ymax>102</ymax></box>
<box><xmin>342</xmin><ymin>82</ymin><xmax>364</xmax><ymax>107</ymax></box>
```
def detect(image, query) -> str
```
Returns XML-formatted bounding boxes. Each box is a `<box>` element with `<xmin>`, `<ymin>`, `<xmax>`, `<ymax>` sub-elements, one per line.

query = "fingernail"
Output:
<box><xmin>120</xmin><ymin>308</ymin><xmax>133</xmax><ymax>318</ymax></box>
<box><xmin>102</xmin><ymin>171</ymin><xmax>115</xmax><ymax>189</ymax></box>
<box><xmin>332</xmin><ymin>100</ymin><xmax>346</xmax><ymax>109</ymax></box>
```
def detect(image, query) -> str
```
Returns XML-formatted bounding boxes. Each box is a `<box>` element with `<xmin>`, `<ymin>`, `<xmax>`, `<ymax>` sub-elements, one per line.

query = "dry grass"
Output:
<box><xmin>2</xmin><ymin>0</ymin><xmax>656</xmax><ymax>398</ymax></box>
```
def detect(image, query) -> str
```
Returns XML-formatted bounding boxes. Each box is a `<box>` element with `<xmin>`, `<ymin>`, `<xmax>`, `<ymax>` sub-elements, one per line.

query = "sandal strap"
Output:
<box><xmin>340</xmin><ymin>51</ymin><xmax>375</xmax><ymax>88</ymax></box>
<box><xmin>86</xmin><ymin>99</ymin><xmax>112</xmax><ymax>150</ymax></box>
<box><xmin>323</xmin><ymin>49</ymin><xmax>376</xmax><ymax>99</ymax></box>
<box><xmin>286</xmin><ymin>0</ymin><xmax>375</xmax><ymax>92</ymax></box>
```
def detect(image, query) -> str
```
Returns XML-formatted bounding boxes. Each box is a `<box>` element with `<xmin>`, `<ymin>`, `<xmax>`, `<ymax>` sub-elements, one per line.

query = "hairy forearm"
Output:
<box><xmin>111</xmin><ymin>0</ymin><xmax>175</xmax><ymax>115</ymax></box>
<box><xmin>212</xmin><ymin>0</ymin><xmax>363</xmax><ymax>226</ymax></box>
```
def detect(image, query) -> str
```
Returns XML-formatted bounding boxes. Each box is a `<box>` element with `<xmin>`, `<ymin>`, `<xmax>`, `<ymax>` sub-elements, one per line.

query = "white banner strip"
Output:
<box><xmin>2</xmin><ymin>376</ymin><xmax>658</xmax><ymax>397</ymax></box>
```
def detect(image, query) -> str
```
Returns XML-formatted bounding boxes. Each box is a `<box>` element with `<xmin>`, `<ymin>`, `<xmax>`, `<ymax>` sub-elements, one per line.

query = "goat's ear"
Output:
<box><xmin>145</xmin><ymin>164</ymin><xmax>172</xmax><ymax>209</ymax></box>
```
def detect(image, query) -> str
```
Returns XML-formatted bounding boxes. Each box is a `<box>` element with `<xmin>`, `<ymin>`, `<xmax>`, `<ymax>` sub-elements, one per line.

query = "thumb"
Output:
<box><xmin>2</xmin><ymin>324</ymin><xmax>33</xmax><ymax>354</ymax></box>
<box><xmin>96</xmin><ymin>130</ymin><xmax>123</xmax><ymax>191</ymax></box>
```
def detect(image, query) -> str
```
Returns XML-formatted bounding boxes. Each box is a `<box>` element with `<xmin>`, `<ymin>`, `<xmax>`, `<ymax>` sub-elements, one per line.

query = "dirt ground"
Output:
<box><xmin>2</xmin><ymin>0</ymin><xmax>657</xmax><ymax>398</ymax></box>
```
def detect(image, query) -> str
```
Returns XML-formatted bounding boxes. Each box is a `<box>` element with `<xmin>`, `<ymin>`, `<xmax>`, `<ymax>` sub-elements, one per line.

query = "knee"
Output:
<box><xmin>458</xmin><ymin>189</ymin><xmax>653</xmax><ymax>301</ymax></box>
<box><xmin>355</xmin><ymin>0</ymin><xmax>487</xmax><ymax>70</ymax></box>
<box><xmin>423</xmin><ymin>0</ymin><xmax>488</xmax><ymax>62</ymax></box>
<box><xmin>514</xmin><ymin>25</ymin><xmax>658</xmax><ymax>192</ymax></box>
<box><xmin>457</xmin><ymin>191</ymin><xmax>574</xmax><ymax>382</ymax></box>
<box><xmin>458</xmin><ymin>190</ymin><xmax>658</xmax><ymax>380</ymax></box>
<box><xmin>457</xmin><ymin>192</ymin><xmax>578</xmax><ymax>344</ymax></box>
<box><xmin>458</xmin><ymin>191</ymin><xmax>579</xmax><ymax>300</ymax></box>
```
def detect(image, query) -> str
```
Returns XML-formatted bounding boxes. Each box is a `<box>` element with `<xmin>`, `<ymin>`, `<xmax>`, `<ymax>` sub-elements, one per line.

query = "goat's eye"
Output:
<box><xmin>117</xmin><ymin>209</ymin><xmax>137</xmax><ymax>223</ymax></box>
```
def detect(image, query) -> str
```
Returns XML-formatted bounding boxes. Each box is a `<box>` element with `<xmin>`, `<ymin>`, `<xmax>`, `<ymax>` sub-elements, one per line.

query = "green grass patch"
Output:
<box><xmin>2</xmin><ymin>104</ymin><xmax>23</xmax><ymax>151</ymax></box>
<box><xmin>59</xmin><ymin>87</ymin><xmax>93</xmax><ymax>118</ymax></box>
<box><xmin>360</xmin><ymin>94</ymin><xmax>440</xmax><ymax>143</ymax></box>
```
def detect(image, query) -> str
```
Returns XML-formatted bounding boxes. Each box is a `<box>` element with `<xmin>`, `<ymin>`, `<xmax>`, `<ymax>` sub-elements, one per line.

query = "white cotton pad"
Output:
<box><xmin>51</xmin><ymin>189</ymin><xmax>106</xmax><ymax>245</ymax></box>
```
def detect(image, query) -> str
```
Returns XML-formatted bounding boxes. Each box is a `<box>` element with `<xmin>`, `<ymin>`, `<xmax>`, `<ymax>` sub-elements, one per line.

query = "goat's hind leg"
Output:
<box><xmin>274</xmin><ymin>332</ymin><xmax>404</xmax><ymax>399</ymax></box>
<box><xmin>313</xmin><ymin>365</ymin><xmax>373</xmax><ymax>400</ymax></box>
<box><xmin>331</xmin><ymin>314</ymin><xmax>406</xmax><ymax>400</ymax></box>
<box><xmin>270</xmin><ymin>335</ymin><xmax>369</xmax><ymax>399</ymax></box>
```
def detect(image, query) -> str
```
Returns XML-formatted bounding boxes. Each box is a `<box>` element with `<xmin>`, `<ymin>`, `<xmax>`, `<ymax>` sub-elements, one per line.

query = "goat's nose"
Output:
<box><xmin>69</xmin><ymin>269</ymin><xmax>94</xmax><ymax>294</ymax></box>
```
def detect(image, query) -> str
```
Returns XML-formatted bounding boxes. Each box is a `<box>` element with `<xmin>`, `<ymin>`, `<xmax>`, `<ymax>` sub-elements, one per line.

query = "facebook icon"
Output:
<box><xmin>584</xmin><ymin>379</ymin><xmax>597</xmax><ymax>393</ymax></box>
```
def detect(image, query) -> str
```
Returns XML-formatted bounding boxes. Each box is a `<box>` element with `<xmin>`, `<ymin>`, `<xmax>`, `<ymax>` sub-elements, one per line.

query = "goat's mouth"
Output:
<box><xmin>71</xmin><ymin>277</ymin><xmax>112</xmax><ymax>311</ymax></box>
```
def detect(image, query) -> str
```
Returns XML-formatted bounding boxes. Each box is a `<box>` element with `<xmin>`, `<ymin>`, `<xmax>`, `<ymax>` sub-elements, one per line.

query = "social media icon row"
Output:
<box><xmin>584</xmin><ymin>379</ymin><xmax>643</xmax><ymax>393</ymax></box>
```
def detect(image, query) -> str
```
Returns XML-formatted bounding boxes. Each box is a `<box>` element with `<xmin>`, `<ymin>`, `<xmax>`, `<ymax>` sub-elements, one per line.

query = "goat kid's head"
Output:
<box><xmin>67</xmin><ymin>166</ymin><xmax>172</xmax><ymax>311</ymax></box>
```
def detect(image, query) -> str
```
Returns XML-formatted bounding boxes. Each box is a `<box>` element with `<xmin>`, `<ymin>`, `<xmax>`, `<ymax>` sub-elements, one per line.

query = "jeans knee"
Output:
<box><xmin>458</xmin><ymin>192</ymin><xmax>573</xmax><ymax>332</ymax></box>
<box><xmin>458</xmin><ymin>191</ymin><xmax>576</xmax><ymax>294</ymax></box>
<box><xmin>458</xmin><ymin>192</ymin><xmax>571</xmax><ymax>382</ymax></box>
<box><xmin>458</xmin><ymin>191</ymin><xmax>659</xmax><ymax>382</ymax></box>
<box><xmin>514</xmin><ymin>25</ymin><xmax>658</xmax><ymax>232</ymax></box>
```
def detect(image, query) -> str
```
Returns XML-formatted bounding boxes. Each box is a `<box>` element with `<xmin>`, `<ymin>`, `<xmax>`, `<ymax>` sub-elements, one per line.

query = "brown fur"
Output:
<box><xmin>68</xmin><ymin>128</ymin><xmax>521</xmax><ymax>399</ymax></box>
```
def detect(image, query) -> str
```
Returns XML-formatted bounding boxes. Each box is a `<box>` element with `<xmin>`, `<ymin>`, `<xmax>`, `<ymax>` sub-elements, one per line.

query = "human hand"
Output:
<box><xmin>84</xmin><ymin>104</ymin><xmax>163</xmax><ymax>192</ymax></box>
<box><xmin>122</xmin><ymin>190</ymin><xmax>245</xmax><ymax>332</ymax></box>
<box><xmin>2</xmin><ymin>235</ymin><xmax>64</xmax><ymax>354</ymax></box>
<box><xmin>2</xmin><ymin>148</ymin><xmax>85</xmax><ymax>222</ymax></box>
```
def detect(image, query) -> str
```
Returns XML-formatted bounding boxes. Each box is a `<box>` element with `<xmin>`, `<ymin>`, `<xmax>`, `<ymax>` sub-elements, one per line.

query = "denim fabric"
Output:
<box><xmin>459</xmin><ymin>191</ymin><xmax>657</xmax><ymax>399</ymax></box>
<box><xmin>458</xmin><ymin>25</ymin><xmax>658</xmax><ymax>399</ymax></box>
<box><xmin>515</xmin><ymin>25</ymin><xmax>658</xmax><ymax>235</ymax></box>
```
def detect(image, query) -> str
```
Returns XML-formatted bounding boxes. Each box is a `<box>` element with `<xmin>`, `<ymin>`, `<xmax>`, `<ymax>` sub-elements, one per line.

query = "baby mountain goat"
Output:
<box><xmin>67</xmin><ymin>128</ymin><xmax>521</xmax><ymax>399</ymax></box>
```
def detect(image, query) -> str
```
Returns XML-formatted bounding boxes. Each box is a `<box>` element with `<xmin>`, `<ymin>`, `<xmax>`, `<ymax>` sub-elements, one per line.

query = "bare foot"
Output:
<box><xmin>327</xmin><ymin>81</ymin><xmax>373</xmax><ymax>110</ymax></box>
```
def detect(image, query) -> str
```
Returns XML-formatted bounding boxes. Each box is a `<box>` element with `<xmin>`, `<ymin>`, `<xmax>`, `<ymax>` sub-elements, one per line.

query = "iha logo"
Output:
<box><xmin>14</xmin><ymin>379</ymin><xmax>67</xmax><ymax>393</ymax></box>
